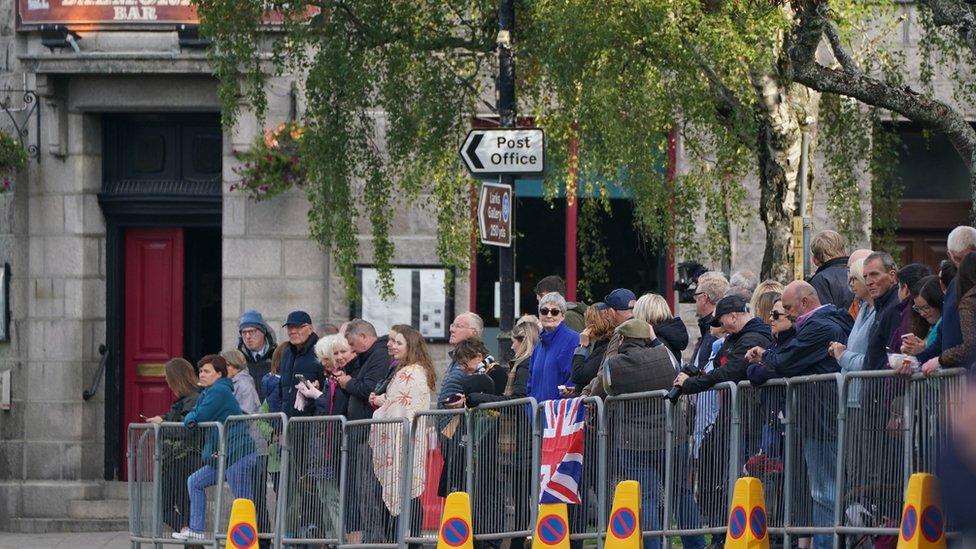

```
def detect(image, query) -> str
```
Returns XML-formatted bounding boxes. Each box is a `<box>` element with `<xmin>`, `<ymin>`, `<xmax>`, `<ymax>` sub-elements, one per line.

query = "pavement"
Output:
<box><xmin>0</xmin><ymin>531</ymin><xmax>133</xmax><ymax>548</ymax></box>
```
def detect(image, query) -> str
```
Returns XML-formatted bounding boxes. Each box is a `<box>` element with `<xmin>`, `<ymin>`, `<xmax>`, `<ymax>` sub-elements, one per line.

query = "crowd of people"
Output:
<box><xmin>139</xmin><ymin>225</ymin><xmax>976</xmax><ymax>547</ymax></box>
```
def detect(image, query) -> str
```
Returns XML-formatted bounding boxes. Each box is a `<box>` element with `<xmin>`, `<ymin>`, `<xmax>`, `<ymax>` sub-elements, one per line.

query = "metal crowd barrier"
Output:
<box><xmin>128</xmin><ymin>369</ymin><xmax>967</xmax><ymax>549</ymax></box>
<box><xmin>128</xmin><ymin>421</ymin><xmax>225</xmax><ymax>547</ymax></box>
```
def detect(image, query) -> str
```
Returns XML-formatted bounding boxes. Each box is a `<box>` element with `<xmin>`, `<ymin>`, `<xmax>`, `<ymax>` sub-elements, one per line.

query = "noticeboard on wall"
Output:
<box><xmin>351</xmin><ymin>266</ymin><xmax>454</xmax><ymax>343</ymax></box>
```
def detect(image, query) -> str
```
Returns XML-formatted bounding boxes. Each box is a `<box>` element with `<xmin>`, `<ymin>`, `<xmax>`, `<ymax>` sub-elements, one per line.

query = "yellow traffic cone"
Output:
<box><xmin>606</xmin><ymin>480</ymin><xmax>642</xmax><ymax>549</ymax></box>
<box><xmin>896</xmin><ymin>473</ymin><xmax>946</xmax><ymax>549</ymax></box>
<box><xmin>225</xmin><ymin>498</ymin><xmax>259</xmax><ymax>549</ymax></box>
<box><xmin>725</xmin><ymin>477</ymin><xmax>769</xmax><ymax>549</ymax></box>
<box><xmin>535</xmin><ymin>502</ymin><xmax>571</xmax><ymax>549</ymax></box>
<box><xmin>437</xmin><ymin>492</ymin><xmax>475</xmax><ymax>549</ymax></box>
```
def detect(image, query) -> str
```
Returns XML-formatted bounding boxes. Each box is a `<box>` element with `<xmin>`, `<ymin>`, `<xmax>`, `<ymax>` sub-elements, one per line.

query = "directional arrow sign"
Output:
<box><xmin>460</xmin><ymin>128</ymin><xmax>545</xmax><ymax>176</ymax></box>
<box><xmin>478</xmin><ymin>182</ymin><xmax>513</xmax><ymax>247</ymax></box>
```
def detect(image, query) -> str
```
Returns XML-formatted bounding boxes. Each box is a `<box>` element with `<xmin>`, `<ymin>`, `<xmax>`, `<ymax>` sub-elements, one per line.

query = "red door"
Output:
<box><xmin>122</xmin><ymin>228</ymin><xmax>185</xmax><ymax>475</ymax></box>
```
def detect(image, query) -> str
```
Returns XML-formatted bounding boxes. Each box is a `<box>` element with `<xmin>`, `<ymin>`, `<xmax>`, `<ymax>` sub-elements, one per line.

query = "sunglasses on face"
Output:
<box><xmin>513</xmin><ymin>335</ymin><xmax>525</xmax><ymax>342</ymax></box>
<box><xmin>769</xmin><ymin>311</ymin><xmax>787</xmax><ymax>320</ymax></box>
<box><xmin>539</xmin><ymin>307</ymin><xmax>563</xmax><ymax>317</ymax></box>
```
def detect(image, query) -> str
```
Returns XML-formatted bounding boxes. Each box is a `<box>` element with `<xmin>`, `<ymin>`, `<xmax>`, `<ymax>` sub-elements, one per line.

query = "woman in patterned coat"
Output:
<box><xmin>367</xmin><ymin>324</ymin><xmax>437</xmax><ymax>549</ymax></box>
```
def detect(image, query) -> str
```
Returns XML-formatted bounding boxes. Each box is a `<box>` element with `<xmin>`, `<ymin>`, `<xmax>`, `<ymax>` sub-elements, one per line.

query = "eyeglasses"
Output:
<box><xmin>240</xmin><ymin>328</ymin><xmax>261</xmax><ymax>337</ymax></box>
<box><xmin>769</xmin><ymin>311</ymin><xmax>787</xmax><ymax>320</ymax></box>
<box><xmin>912</xmin><ymin>304</ymin><xmax>933</xmax><ymax>313</ymax></box>
<box><xmin>538</xmin><ymin>307</ymin><xmax>563</xmax><ymax>317</ymax></box>
<box><xmin>693</xmin><ymin>292</ymin><xmax>706</xmax><ymax>299</ymax></box>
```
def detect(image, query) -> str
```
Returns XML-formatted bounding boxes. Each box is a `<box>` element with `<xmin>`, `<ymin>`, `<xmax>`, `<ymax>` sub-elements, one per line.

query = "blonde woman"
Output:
<box><xmin>368</xmin><ymin>325</ymin><xmax>436</xmax><ymax>548</ymax></box>
<box><xmin>751</xmin><ymin>280</ymin><xmax>785</xmax><ymax>316</ymax></box>
<box><xmin>633</xmin><ymin>292</ymin><xmax>688</xmax><ymax>359</ymax></box>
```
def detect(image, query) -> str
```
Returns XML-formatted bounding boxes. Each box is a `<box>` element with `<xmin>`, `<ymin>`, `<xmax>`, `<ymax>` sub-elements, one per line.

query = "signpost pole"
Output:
<box><xmin>496</xmin><ymin>0</ymin><xmax>516</xmax><ymax>363</ymax></box>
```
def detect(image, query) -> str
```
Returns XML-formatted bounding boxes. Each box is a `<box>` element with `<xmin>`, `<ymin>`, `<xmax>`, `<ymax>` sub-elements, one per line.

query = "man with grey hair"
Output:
<box><xmin>729</xmin><ymin>270</ymin><xmax>759</xmax><ymax>295</ymax></box>
<box><xmin>692</xmin><ymin>272</ymin><xmax>729</xmax><ymax>371</ymax></box>
<box><xmin>437</xmin><ymin>312</ymin><xmax>484</xmax><ymax>413</ymax></box>
<box><xmin>338</xmin><ymin>319</ymin><xmax>390</xmax><ymax>421</ymax></box>
<box><xmin>915</xmin><ymin>226</ymin><xmax>976</xmax><ymax>366</ymax></box>
<box><xmin>862</xmin><ymin>252</ymin><xmax>901</xmax><ymax>371</ymax></box>
<box><xmin>436</xmin><ymin>312</ymin><xmax>484</xmax><ymax>497</ymax></box>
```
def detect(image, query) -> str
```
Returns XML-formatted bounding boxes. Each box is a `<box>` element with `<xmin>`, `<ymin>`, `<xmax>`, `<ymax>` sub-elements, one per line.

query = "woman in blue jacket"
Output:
<box><xmin>172</xmin><ymin>355</ymin><xmax>255</xmax><ymax>541</ymax></box>
<box><xmin>528</xmin><ymin>292</ymin><xmax>580</xmax><ymax>402</ymax></box>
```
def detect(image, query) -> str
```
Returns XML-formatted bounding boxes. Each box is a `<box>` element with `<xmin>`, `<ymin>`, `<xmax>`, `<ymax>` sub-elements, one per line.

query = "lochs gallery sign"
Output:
<box><xmin>18</xmin><ymin>0</ymin><xmax>198</xmax><ymax>26</ymax></box>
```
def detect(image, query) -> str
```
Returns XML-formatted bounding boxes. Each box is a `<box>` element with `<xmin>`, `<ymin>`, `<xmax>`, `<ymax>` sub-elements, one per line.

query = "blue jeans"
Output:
<box><xmin>801</xmin><ymin>438</ymin><xmax>837</xmax><ymax>549</ymax></box>
<box><xmin>188</xmin><ymin>453</ymin><xmax>257</xmax><ymax>532</ymax></box>
<box><xmin>617</xmin><ymin>447</ymin><xmax>705</xmax><ymax>549</ymax></box>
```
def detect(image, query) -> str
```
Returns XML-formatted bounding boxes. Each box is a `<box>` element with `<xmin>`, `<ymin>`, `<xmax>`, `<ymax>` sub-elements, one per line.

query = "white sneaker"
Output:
<box><xmin>172</xmin><ymin>528</ymin><xmax>205</xmax><ymax>540</ymax></box>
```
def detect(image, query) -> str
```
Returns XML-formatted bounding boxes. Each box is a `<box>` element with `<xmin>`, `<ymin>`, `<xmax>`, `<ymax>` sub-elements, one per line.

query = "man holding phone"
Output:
<box><xmin>278</xmin><ymin>310</ymin><xmax>322</xmax><ymax>418</ymax></box>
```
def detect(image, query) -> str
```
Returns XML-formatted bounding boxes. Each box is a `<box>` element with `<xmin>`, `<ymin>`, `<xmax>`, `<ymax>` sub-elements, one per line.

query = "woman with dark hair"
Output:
<box><xmin>367</xmin><ymin>325</ymin><xmax>436</xmax><ymax>548</ymax></box>
<box><xmin>571</xmin><ymin>304</ymin><xmax>618</xmax><ymax>388</ymax></box>
<box><xmin>144</xmin><ymin>358</ymin><xmax>202</xmax><ymax>535</ymax></box>
<box><xmin>448</xmin><ymin>337</ymin><xmax>508</xmax><ymax>399</ymax></box>
<box><xmin>902</xmin><ymin>276</ymin><xmax>945</xmax><ymax>356</ymax></box>
<box><xmin>172</xmin><ymin>354</ymin><xmax>256</xmax><ymax>541</ymax></box>
<box><xmin>888</xmin><ymin>263</ymin><xmax>932</xmax><ymax>351</ymax></box>
<box><xmin>922</xmin><ymin>252</ymin><xmax>976</xmax><ymax>374</ymax></box>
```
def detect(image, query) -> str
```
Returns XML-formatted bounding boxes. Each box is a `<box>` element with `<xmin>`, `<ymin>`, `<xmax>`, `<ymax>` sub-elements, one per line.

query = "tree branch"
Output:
<box><xmin>788</xmin><ymin>1</ymin><xmax>976</xmax><ymax>174</ymax></box>
<box><xmin>823</xmin><ymin>21</ymin><xmax>858</xmax><ymax>73</ymax></box>
<box><xmin>918</xmin><ymin>0</ymin><xmax>976</xmax><ymax>60</ymax></box>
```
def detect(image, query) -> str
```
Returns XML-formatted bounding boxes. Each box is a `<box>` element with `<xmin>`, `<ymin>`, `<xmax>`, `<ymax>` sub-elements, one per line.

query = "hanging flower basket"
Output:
<box><xmin>232</xmin><ymin>121</ymin><xmax>305</xmax><ymax>200</ymax></box>
<box><xmin>0</xmin><ymin>131</ymin><xmax>27</xmax><ymax>194</ymax></box>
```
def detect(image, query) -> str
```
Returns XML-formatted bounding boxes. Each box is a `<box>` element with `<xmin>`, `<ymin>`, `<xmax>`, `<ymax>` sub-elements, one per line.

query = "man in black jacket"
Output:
<box><xmin>863</xmin><ymin>252</ymin><xmax>901</xmax><ymax>371</ymax></box>
<box><xmin>278</xmin><ymin>310</ymin><xmax>322</xmax><ymax>418</ymax></box>
<box><xmin>808</xmin><ymin>230</ymin><xmax>854</xmax><ymax>312</ymax></box>
<box><xmin>744</xmin><ymin>281</ymin><xmax>852</xmax><ymax>549</ymax></box>
<box><xmin>674</xmin><ymin>295</ymin><xmax>773</xmax><ymax>394</ymax></box>
<box><xmin>338</xmin><ymin>319</ymin><xmax>391</xmax><ymax>421</ymax></box>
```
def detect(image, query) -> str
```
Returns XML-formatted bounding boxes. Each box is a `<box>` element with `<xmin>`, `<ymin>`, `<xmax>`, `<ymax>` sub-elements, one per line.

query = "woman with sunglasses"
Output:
<box><xmin>528</xmin><ymin>292</ymin><xmax>581</xmax><ymax>403</ymax></box>
<box><xmin>745</xmin><ymin>294</ymin><xmax>792</xmax><ymax>386</ymax></box>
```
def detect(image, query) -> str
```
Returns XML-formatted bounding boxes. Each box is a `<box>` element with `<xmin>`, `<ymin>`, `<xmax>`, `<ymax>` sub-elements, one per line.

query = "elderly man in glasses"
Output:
<box><xmin>527</xmin><ymin>292</ymin><xmax>581</xmax><ymax>403</ymax></box>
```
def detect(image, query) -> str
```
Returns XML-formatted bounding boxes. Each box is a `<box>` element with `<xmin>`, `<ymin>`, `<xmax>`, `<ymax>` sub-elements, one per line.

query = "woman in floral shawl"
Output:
<box><xmin>367</xmin><ymin>324</ymin><xmax>436</xmax><ymax>547</ymax></box>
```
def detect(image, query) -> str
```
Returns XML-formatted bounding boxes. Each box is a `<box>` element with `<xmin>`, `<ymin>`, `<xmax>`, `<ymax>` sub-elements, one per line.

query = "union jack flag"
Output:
<box><xmin>539</xmin><ymin>397</ymin><xmax>586</xmax><ymax>504</ymax></box>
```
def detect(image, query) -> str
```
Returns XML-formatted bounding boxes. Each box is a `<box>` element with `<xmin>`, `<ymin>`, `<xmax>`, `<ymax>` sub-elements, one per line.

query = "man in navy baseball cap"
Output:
<box><xmin>604</xmin><ymin>288</ymin><xmax>636</xmax><ymax>323</ymax></box>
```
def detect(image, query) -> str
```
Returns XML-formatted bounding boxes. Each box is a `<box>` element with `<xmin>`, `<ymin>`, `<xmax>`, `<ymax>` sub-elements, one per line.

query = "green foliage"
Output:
<box><xmin>819</xmin><ymin>93</ymin><xmax>871</xmax><ymax>244</ymax></box>
<box><xmin>0</xmin><ymin>130</ymin><xmax>27</xmax><ymax>174</ymax></box>
<box><xmin>0</xmin><ymin>130</ymin><xmax>27</xmax><ymax>193</ymax></box>
<box><xmin>870</xmin><ymin>120</ymin><xmax>904</xmax><ymax>253</ymax></box>
<box><xmin>193</xmin><ymin>0</ymin><xmax>933</xmax><ymax>298</ymax></box>
<box><xmin>575</xmin><ymin>197</ymin><xmax>611</xmax><ymax>303</ymax></box>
